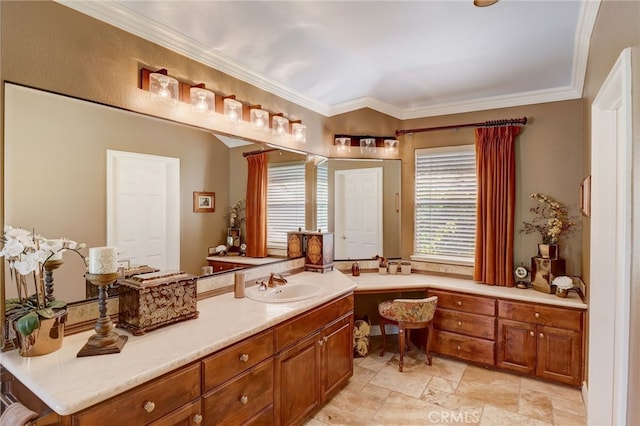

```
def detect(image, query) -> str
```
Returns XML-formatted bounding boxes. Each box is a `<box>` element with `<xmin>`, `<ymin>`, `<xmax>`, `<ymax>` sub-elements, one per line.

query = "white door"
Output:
<box><xmin>107</xmin><ymin>150</ymin><xmax>180</xmax><ymax>271</ymax></box>
<box><xmin>334</xmin><ymin>168</ymin><xmax>383</xmax><ymax>259</ymax></box>
<box><xmin>587</xmin><ymin>48</ymin><xmax>632</xmax><ymax>425</ymax></box>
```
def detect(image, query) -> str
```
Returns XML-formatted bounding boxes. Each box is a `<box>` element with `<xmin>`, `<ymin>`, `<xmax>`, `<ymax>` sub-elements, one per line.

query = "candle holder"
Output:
<box><xmin>77</xmin><ymin>272</ymin><xmax>128</xmax><ymax>357</ymax></box>
<box><xmin>43</xmin><ymin>258</ymin><xmax>64</xmax><ymax>302</ymax></box>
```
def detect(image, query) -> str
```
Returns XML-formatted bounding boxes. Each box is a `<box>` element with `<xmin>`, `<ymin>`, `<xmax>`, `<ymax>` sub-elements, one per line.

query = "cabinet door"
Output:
<box><xmin>537</xmin><ymin>325</ymin><xmax>582</xmax><ymax>386</ymax></box>
<box><xmin>148</xmin><ymin>399</ymin><xmax>202</xmax><ymax>426</ymax></box>
<box><xmin>275</xmin><ymin>332</ymin><xmax>321</xmax><ymax>426</ymax></box>
<box><xmin>497</xmin><ymin>319</ymin><xmax>536</xmax><ymax>375</ymax></box>
<box><xmin>321</xmin><ymin>314</ymin><xmax>353</xmax><ymax>401</ymax></box>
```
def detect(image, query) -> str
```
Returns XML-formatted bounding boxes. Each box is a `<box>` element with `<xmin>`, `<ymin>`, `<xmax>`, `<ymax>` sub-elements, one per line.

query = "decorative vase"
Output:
<box><xmin>13</xmin><ymin>310</ymin><xmax>67</xmax><ymax>357</ymax></box>
<box><xmin>538</xmin><ymin>243</ymin><xmax>559</xmax><ymax>259</ymax></box>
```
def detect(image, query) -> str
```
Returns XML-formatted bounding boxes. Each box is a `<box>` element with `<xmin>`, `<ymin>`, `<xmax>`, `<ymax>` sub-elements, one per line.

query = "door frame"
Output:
<box><xmin>106</xmin><ymin>150</ymin><xmax>180</xmax><ymax>270</ymax></box>
<box><xmin>587</xmin><ymin>47</ymin><xmax>632</xmax><ymax>425</ymax></box>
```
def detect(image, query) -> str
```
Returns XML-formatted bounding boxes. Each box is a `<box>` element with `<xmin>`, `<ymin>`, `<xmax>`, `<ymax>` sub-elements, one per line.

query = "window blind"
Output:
<box><xmin>267</xmin><ymin>162</ymin><xmax>306</xmax><ymax>248</ymax></box>
<box><xmin>414</xmin><ymin>145</ymin><xmax>476</xmax><ymax>262</ymax></box>
<box><xmin>316</xmin><ymin>162</ymin><xmax>329</xmax><ymax>233</ymax></box>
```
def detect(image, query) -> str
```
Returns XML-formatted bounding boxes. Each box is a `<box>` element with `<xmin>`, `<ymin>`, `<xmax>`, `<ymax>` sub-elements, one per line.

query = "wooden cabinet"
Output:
<box><xmin>274</xmin><ymin>293</ymin><xmax>354</xmax><ymax>425</ymax></box>
<box><xmin>428</xmin><ymin>289</ymin><xmax>496</xmax><ymax>366</ymax></box>
<box><xmin>207</xmin><ymin>260</ymin><xmax>247</xmax><ymax>272</ymax></box>
<box><xmin>71</xmin><ymin>363</ymin><xmax>201</xmax><ymax>426</ymax></box>
<box><xmin>497</xmin><ymin>300</ymin><xmax>584</xmax><ymax>386</ymax></box>
<box><xmin>148</xmin><ymin>399</ymin><xmax>203</xmax><ymax>426</ymax></box>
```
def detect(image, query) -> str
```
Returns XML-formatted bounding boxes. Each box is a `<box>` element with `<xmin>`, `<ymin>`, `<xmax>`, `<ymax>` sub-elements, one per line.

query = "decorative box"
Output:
<box><xmin>287</xmin><ymin>231</ymin><xmax>306</xmax><ymax>258</ymax></box>
<box><xmin>305</xmin><ymin>231</ymin><xmax>334</xmax><ymax>273</ymax></box>
<box><xmin>118</xmin><ymin>271</ymin><xmax>198</xmax><ymax>335</ymax></box>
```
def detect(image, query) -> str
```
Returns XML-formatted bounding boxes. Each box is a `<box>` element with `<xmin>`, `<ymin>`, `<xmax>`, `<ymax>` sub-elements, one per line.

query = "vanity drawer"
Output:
<box><xmin>432</xmin><ymin>330</ymin><xmax>495</xmax><ymax>366</ymax></box>
<box><xmin>275</xmin><ymin>293</ymin><xmax>354</xmax><ymax>351</ymax></box>
<box><xmin>433</xmin><ymin>309</ymin><xmax>496</xmax><ymax>340</ymax></box>
<box><xmin>72</xmin><ymin>363</ymin><xmax>201</xmax><ymax>426</ymax></box>
<box><xmin>202</xmin><ymin>329</ymin><xmax>274</xmax><ymax>392</ymax></box>
<box><xmin>428</xmin><ymin>290</ymin><xmax>496</xmax><ymax>316</ymax></box>
<box><xmin>203</xmin><ymin>358</ymin><xmax>274</xmax><ymax>425</ymax></box>
<box><xmin>498</xmin><ymin>300</ymin><xmax>583</xmax><ymax>331</ymax></box>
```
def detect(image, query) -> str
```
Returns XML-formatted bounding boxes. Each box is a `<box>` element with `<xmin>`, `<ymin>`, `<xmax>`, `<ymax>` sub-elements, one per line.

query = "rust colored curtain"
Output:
<box><xmin>474</xmin><ymin>126</ymin><xmax>521</xmax><ymax>286</ymax></box>
<box><xmin>245</xmin><ymin>153</ymin><xmax>268</xmax><ymax>257</ymax></box>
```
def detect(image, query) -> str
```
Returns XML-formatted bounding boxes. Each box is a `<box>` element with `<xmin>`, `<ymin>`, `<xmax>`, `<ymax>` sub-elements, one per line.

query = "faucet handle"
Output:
<box><xmin>258</xmin><ymin>281</ymin><xmax>267</xmax><ymax>291</ymax></box>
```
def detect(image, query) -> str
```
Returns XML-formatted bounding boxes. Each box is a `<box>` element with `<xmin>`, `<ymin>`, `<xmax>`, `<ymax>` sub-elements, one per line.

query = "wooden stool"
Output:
<box><xmin>378</xmin><ymin>296</ymin><xmax>438</xmax><ymax>372</ymax></box>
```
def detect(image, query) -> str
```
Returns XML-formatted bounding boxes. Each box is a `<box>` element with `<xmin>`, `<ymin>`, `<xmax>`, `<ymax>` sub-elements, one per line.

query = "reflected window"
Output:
<box><xmin>267</xmin><ymin>162</ymin><xmax>305</xmax><ymax>248</ymax></box>
<box><xmin>414</xmin><ymin>145</ymin><xmax>476</xmax><ymax>263</ymax></box>
<box><xmin>316</xmin><ymin>162</ymin><xmax>329</xmax><ymax>232</ymax></box>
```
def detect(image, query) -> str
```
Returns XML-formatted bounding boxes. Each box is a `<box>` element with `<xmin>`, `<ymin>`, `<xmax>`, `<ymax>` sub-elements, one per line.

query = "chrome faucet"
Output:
<box><xmin>268</xmin><ymin>273</ymin><xmax>288</xmax><ymax>287</ymax></box>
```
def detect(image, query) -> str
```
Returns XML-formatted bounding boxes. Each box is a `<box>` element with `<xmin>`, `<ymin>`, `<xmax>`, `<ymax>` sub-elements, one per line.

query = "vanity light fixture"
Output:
<box><xmin>360</xmin><ymin>138</ymin><xmax>376</xmax><ymax>153</ymax></box>
<box><xmin>190</xmin><ymin>86</ymin><xmax>215</xmax><ymax>114</ymax></box>
<box><xmin>149</xmin><ymin>71</ymin><xmax>179</xmax><ymax>106</ymax></box>
<box><xmin>249</xmin><ymin>106</ymin><xmax>269</xmax><ymax>131</ymax></box>
<box><xmin>384</xmin><ymin>139</ymin><xmax>399</xmax><ymax>154</ymax></box>
<box><xmin>291</xmin><ymin>121</ymin><xmax>307</xmax><ymax>142</ymax></box>
<box><xmin>335</xmin><ymin>137</ymin><xmax>351</xmax><ymax>152</ymax></box>
<box><xmin>271</xmin><ymin>114</ymin><xmax>290</xmax><ymax>136</ymax></box>
<box><xmin>223</xmin><ymin>96</ymin><xmax>243</xmax><ymax>125</ymax></box>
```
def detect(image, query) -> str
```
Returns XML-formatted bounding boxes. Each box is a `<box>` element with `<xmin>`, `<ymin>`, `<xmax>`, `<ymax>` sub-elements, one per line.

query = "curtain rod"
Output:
<box><xmin>395</xmin><ymin>116</ymin><xmax>527</xmax><ymax>136</ymax></box>
<box><xmin>242</xmin><ymin>148</ymin><xmax>278</xmax><ymax>157</ymax></box>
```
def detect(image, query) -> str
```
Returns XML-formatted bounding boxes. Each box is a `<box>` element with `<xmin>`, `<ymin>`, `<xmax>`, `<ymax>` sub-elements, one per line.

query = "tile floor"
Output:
<box><xmin>306</xmin><ymin>336</ymin><xmax>586</xmax><ymax>426</ymax></box>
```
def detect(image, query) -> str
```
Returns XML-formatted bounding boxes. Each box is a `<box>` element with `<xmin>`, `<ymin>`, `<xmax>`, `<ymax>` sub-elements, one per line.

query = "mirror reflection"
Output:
<box><xmin>3</xmin><ymin>83</ymin><xmax>400</xmax><ymax>307</ymax></box>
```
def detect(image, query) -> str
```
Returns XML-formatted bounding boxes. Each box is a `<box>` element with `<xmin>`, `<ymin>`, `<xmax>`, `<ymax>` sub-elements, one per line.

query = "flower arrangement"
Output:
<box><xmin>227</xmin><ymin>199</ymin><xmax>246</xmax><ymax>228</ymax></box>
<box><xmin>1</xmin><ymin>226</ymin><xmax>86</xmax><ymax>338</ymax></box>
<box><xmin>521</xmin><ymin>193</ymin><xmax>577</xmax><ymax>244</ymax></box>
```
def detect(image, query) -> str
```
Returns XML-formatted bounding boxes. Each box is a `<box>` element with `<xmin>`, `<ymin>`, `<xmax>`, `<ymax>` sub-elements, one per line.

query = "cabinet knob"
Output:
<box><xmin>318</xmin><ymin>339</ymin><xmax>324</xmax><ymax>346</ymax></box>
<box><xmin>457</xmin><ymin>301</ymin><xmax>463</xmax><ymax>306</ymax></box>
<box><xmin>323</xmin><ymin>336</ymin><xmax>328</xmax><ymax>343</ymax></box>
<box><xmin>193</xmin><ymin>414</ymin><xmax>203</xmax><ymax>424</ymax></box>
<box><xmin>457</xmin><ymin>345</ymin><xmax>461</xmax><ymax>351</ymax></box>
<box><xmin>539</xmin><ymin>332</ymin><xmax>544</xmax><ymax>338</ymax></box>
<box><xmin>239</xmin><ymin>353</ymin><xmax>249</xmax><ymax>362</ymax></box>
<box><xmin>534</xmin><ymin>312</ymin><xmax>540</xmax><ymax>318</ymax></box>
<box><xmin>144</xmin><ymin>401</ymin><xmax>156</xmax><ymax>413</ymax></box>
<box><xmin>239</xmin><ymin>395</ymin><xmax>249</xmax><ymax>405</ymax></box>
<box><xmin>529</xmin><ymin>331</ymin><xmax>535</xmax><ymax>337</ymax></box>
<box><xmin>457</xmin><ymin>321</ymin><xmax>462</xmax><ymax>326</ymax></box>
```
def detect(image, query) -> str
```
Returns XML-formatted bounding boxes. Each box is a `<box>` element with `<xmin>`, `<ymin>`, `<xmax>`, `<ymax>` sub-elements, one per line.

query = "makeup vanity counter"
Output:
<box><xmin>0</xmin><ymin>270</ymin><xmax>356</xmax><ymax>419</ymax></box>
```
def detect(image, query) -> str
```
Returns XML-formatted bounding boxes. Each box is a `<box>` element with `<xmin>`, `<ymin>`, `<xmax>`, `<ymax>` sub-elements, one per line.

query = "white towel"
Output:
<box><xmin>0</xmin><ymin>402</ymin><xmax>38</xmax><ymax>426</ymax></box>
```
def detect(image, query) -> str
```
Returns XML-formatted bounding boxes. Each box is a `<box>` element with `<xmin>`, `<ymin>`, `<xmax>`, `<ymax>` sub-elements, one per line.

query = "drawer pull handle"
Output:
<box><xmin>239</xmin><ymin>353</ymin><xmax>249</xmax><ymax>362</ymax></box>
<box><xmin>144</xmin><ymin>401</ymin><xmax>155</xmax><ymax>413</ymax></box>
<box><xmin>193</xmin><ymin>414</ymin><xmax>203</xmax><ymax>424</ymax></box>
<box><xmin>323</xmin><ymin>336</ymin><xmax>328</xmax><ymax>343</ymax></box>
<box><xmin>457</xmin><ymin>301</ymin><xmax>463</xmax><ymax>306</ymax></box>
<box><xmin>534</xmin><ymin>312</ymin><xmax>540</xmax><ymax>318</ymax></box>
<box><xmin>530</xmin><ymin>331</ymin><xmax>535</xmax><ymax>337</ymax></box>
<box><xmin>457</xmin><ymin>345</ymin><xmax>461</xmax><ymax>351</ymax></box>
<box><xmin>239</xmin><ymin>395</ymin><xmax>249</xmax><ymax>405</ymax></box>
<box><xmin>457</xmin><ymin>321</ymin><xmax>462</xmax><ymax>326</ymax></box>
<box><xmin>539</xmin><ymin>332</ymin><xmax>544</xmax><ymax>338</ymax></box>
<box><xmin>318</xmin><ymin>339</ymin><xmax>324</xmax><ymax>346</ymax></box>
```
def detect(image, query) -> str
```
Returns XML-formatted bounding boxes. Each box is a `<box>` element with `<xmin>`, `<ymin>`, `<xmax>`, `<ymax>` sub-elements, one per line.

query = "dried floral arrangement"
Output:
<box><xmin>521</xmin><ymin>193</ymin><xmax>578</xmax><ymax>244</ymax></box>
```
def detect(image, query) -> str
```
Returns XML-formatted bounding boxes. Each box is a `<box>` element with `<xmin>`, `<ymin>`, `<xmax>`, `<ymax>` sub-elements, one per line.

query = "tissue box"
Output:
<box><xmin>118</xmin><ymin>271</ymin><xmax>198</xmax><ymax>335</ymax></box>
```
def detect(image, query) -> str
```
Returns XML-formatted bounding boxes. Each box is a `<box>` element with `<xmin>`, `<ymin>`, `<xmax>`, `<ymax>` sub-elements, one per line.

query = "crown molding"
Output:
<box><xmin>56</xmin><ymin>0</ymin><xmax>594</xmax><ymax>121</ymax></box>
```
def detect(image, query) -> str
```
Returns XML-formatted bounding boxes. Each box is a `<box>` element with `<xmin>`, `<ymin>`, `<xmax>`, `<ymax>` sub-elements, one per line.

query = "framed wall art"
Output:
<box><xmin>580</xmin><ymin>175</ymin><xmax>591</xmax><ymax>217</ymax></box>
<box><xmin>193</xmin><ymin>191</ymin><xmax>215</xmax><ymax>213</ymax></box>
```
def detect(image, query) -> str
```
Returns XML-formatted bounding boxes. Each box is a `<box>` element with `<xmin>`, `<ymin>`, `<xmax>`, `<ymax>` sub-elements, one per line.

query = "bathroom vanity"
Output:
<box><xmin>0</xmin><ymin>271</ymin><xmax>356</xmax><ymax>425</ymax></box>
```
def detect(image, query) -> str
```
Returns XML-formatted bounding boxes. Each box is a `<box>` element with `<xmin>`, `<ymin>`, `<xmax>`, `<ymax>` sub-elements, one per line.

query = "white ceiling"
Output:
<box><xmin>58</xmin><ymin>0</ymin><xmax>600</xmax><ymax>120</ymax></box>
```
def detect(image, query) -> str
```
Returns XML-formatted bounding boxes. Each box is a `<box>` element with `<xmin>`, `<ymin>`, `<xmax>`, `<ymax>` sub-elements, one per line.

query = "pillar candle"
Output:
<box><xmin>88</xmin><ymin>247</ymin><xmax>118</xmax><ymax>274</ymax></box>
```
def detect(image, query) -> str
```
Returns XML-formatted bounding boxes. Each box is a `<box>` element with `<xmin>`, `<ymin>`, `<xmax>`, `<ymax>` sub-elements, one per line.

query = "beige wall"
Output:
<box><xmin>580</xmin><ymin>0</ymin><xmax>640</xmax><ymax>420</ymax></box>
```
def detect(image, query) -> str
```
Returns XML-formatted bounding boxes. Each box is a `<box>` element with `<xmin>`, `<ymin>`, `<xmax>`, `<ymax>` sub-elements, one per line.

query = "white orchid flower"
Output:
<box><xmin>14</xmin><ymin>255</ymin><xmax>40</xmax><ymax>275</ymax></box>
<box><xmin>0</xmin><ymin>237</ymin><xmax>25</xmax><ymax>258</ymax></box>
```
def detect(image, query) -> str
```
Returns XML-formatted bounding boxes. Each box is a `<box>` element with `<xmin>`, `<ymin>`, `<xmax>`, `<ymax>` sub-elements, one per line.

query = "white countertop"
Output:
<box><xmin>351</xmin><ymin>272</ymin><xmax>587</xmax><ymax>309</ymax></box>
<box><xmin>0</xmin><ymin>270</ymin><xmax>586</xmax><ymax>416</ymax></box>
<box><xmin>0</xmin><ymin>270</ymin><xmax>356</xmax><ymax>416</ymax></box>
<box><xmin>205</xmin><ymin>255</ymin><xmax>286</xmax><ymax>265</ymax></box>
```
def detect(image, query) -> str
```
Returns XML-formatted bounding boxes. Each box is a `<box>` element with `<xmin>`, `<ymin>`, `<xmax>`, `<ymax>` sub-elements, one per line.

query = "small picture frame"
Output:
<box><xmin>580</xmin><ymin>175</ymin><xmax>591</xmax><ymax>217</ymax></box>
<box><xmin>193</xmin><ymin>191</ymin><xmax>215</xmax><ymax>213</ymax></box>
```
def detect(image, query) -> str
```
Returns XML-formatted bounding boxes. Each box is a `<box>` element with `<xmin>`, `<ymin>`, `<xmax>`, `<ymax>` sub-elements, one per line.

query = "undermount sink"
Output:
<box><xmin>246</xmin><ymin>283</ymin><xmax>323</xmax><ymax>303</ymax></box>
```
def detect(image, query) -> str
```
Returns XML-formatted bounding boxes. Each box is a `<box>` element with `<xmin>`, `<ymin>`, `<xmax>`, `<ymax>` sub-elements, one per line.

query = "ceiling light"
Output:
<box><xmin>190</xmin><ymin>87</ymin><xmax>215</xmax><ymax>114</ymax></box>
<box><xmin>360</xmin><ymin>138</ymin><xmax>375</xmax><ymax>153</ymax></box>
<box><xmin>223</xmin><ymin>97</ymin><xmax>242</xmax><ymax>125</ymax></box>
<box><xmin>473</xmin><ymin>0</ymin><xmax>499</xmax><ymax>7</ymax></box>
<box><xmin>149</xmin><ymin>72</ymin><xmax>179</xmax><ymax>105</ymax></box>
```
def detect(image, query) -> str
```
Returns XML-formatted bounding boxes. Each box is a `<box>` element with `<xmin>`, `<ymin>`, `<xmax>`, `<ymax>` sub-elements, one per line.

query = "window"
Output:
<box><xmin>267</xmin><ymin>162</ymin><xmax>305</xmax><ymax>248</ymax></box>
<box><xmin>316</xmin><ymin>161</ymin><xmax>329</xmax><ymax>233</ymax></box>
<box><xmin>414</xmin><ymin>145</ymin><xmax>476</xmax><ymax>263</ymax></box>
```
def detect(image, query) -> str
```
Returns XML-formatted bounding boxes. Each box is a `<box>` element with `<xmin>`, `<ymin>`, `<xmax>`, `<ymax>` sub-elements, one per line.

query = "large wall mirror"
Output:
<box><xmin>3</xmin><ymin>83</ymin><xmax>400</xmax><ymax>309</ymax></box>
